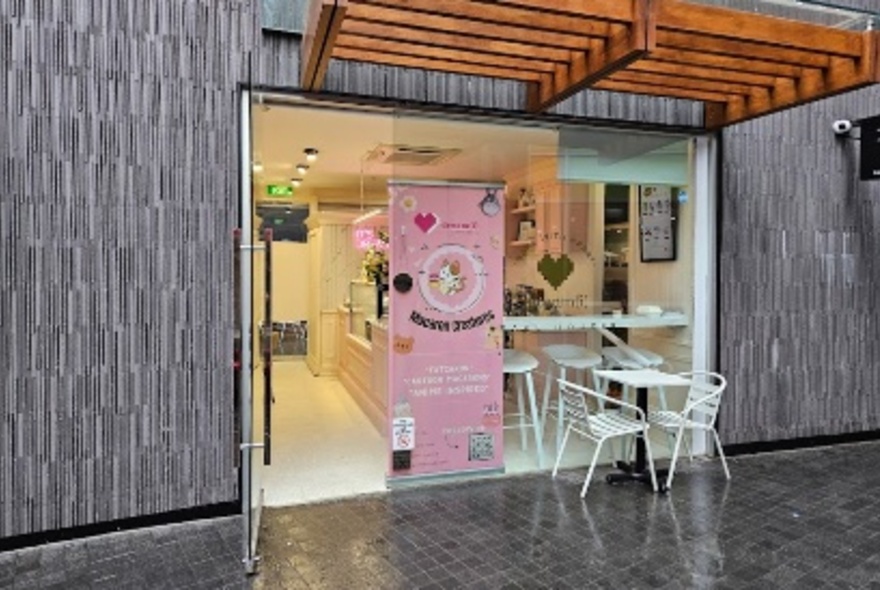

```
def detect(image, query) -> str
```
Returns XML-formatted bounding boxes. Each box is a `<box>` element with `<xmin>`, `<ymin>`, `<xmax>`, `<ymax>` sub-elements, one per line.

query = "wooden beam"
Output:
<box><xmin>657</xmin><ymin>30</ymin><xmax>830</xmax><ymax>69</ymax></box>
<box><xmin>826</xmin><ymin>32</ymin><xmax>880</xmax><ymax>92</ymax></box>
<box><xmin>630</xmin><ymin>59</ymin><xmax>779</xmax><ymax>88</ymax></box>
<box><xmin>704</xmin><ymin>102</ymin><xmax>727</xmax><ymax>129</ymax></box>
<box><xmin>345</xmin><ymin>4</ymin><xmax>595</xmax><ymax>51</ymax></box>
<box><xmin>332</xmin><ymin>47</ymin><xmax>543</xmax><ymax>81</ymax></box>
<box><xmin>350</xmin><ymin>0</ymin><xmax>613</xmax><ymax>39</ymax></box>
<box><xmin>480</xmin><ymin>0</ymin><xmax>634</xmax><ymax>23</ymax></box>
<box><xmin>659</xmin><ymin>0</ymin><xmax>863</xmax><ymax>58</ymax></box>
<box><xmin>339</xmin><ymin>19</ymin><xmax>571</xmax><ymax>63</ymax></box>
<box><xmin>649</xmin><ymin>47</ymin><xmax>803</xmax><ymax>79</ymax></box>
<box><xmin>610</xmin><ymin>70</ymin><xmax>755</xmax><ymax>97</ymax></box>
<box><xmin>709</xmin><ymin>31</ymin><xmax>880</xmax><ymax>127</ymax></box>
<box><xmin>527</xmin><ymin>0</ymin><xmax>653</xmax><ymax>112</ymax></box>
<box><xmin>301</xmin><ymin>0</ymin><xmax>348</xmax><ymax>91</ymax></box>
<box><xmin>595</xmin><ymin>79</ymin><xmax>733</xmax><ymax>104</ymax></box>
<box><xmin>335</xmin><ymin>35</ymin><xmax>556</xmax><ymax>73</ymax></box>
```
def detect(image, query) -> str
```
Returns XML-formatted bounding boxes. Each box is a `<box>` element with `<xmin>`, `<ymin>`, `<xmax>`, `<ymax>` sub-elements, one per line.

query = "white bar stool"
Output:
<box><xmin>540</xmin><ymin>344</ymin><xmax>603</xmax><ymax>454</ymax></box>
<box><xmin>503</xmin><ymin>349</ymin><xmax>544</xmax><ymax>469</ymax></box>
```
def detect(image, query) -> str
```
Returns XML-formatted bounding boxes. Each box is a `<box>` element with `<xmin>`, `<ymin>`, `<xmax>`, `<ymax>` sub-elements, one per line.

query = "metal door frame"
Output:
<box><xmin>238</xmin><ymin>86</ymin><xmax>262</xmax><ymax>574</ymax></box>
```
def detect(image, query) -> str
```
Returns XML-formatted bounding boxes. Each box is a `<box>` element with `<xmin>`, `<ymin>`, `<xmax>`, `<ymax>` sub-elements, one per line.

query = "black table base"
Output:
<box><xmin>607</xmin><ymin>461</ymin><xmax>668</xmax><ymax>493</ymax></box>
<box><xmin>606</xmin><ymin>385</ymin><xmax>667</xmax><ymax>493</ymax></box>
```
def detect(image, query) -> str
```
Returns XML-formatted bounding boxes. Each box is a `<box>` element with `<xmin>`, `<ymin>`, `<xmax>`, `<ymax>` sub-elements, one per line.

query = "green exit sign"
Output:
<box><xmin>266</xmin><ymin>184</ymin><xmax>294</xmax><ymax>197</ymax></box>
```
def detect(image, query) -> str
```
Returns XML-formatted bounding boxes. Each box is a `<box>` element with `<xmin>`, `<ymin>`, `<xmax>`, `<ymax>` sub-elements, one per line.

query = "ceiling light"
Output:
<box><xmin>252</xmin><ymin>161</ymin><xmax>264</xmax><ymax>173</ymax></box>
<box><xmin>304</xmin><ymin>148</ymin><xmax>319</xmax><ymax>162</ymax></box>
<box><xmin>296</xmin><ymin>164</ymin><xmax>309</xmax><ymax>175</ymax></box>
<box><xmin>352</xmin><ymin>208</ymin><xmax>383</xmax><ymax>225</ymax></box>
<box><xmin>291</xmin><ymin>178</ymin><xmax>302</xmax><ymax>188</ymax></box>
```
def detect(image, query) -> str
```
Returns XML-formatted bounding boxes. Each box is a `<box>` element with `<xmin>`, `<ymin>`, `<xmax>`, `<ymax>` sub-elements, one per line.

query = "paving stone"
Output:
<box><xmin>4</xmin><ymin>443</ymin><xmax>880</xmax><ymax>587</ymax></box>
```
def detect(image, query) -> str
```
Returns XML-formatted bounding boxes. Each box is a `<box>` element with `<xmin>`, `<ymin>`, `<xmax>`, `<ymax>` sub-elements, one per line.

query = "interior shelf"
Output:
<box><xmin>509</xmin><ymin>239</ymin><xmax>534</xmax><ymax>247</ymax></box>
<box><xmin>511</xmin><ymin>205</ymin><xmax>536</xmax><ymax>215</ymax></box>
<box><xmin>605</xmin><ymin>222</ymin><xmax>629</xmax><ymax>231</ymax></box>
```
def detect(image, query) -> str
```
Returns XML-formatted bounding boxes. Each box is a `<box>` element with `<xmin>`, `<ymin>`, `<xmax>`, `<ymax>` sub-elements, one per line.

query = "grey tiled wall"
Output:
<box><xmin>718</xmin><ymin>83</ymin><xmax>880</xmax><ymax>444</ymax></box>
<box><xmin>0</xmin><ymin>0</ymin><xmax>261</xmax><ymax>538</ymax></box>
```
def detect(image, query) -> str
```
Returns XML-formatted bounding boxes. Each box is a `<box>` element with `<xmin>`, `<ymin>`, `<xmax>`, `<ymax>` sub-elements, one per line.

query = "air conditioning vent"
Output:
<box><xmin>365</xmin><ymin>144</ymin><xmax>461</xmax><ymax>166</ymax></box>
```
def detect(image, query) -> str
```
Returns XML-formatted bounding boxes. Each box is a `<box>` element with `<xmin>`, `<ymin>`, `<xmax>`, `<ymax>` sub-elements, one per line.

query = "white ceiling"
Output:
<box><xmin>251</xmin><ymin>102</ymin><xmax>559</xmax><ymax>207</ymax></box>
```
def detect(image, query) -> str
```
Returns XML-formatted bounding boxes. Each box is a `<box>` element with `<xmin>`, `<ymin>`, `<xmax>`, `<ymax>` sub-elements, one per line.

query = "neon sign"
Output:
<box><xmin>354</xmin><ymin>227</ymin><xmax>389</xmax><ymax>251</ymax></box>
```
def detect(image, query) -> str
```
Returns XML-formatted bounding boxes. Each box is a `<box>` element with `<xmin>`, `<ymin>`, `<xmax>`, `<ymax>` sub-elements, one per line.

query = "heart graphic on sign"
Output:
<box><xmin>537</xmin><ymin>253</ymin><xmax>575</xmax><ymax>289</ymax></box>
<box><xmin>414</xmin><ymin>212</ymin><xmax>439</xmax><ymax>234</ymax></box>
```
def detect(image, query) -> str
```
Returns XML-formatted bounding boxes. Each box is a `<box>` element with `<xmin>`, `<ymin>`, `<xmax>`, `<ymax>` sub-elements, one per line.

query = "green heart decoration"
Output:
<box><xmin>537</xmin><ymin>253</ymin><xmax>575</xmax><ymax>289</ymax></box>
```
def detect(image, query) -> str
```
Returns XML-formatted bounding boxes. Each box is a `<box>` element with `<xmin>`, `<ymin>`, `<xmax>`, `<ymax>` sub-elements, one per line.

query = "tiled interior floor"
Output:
<box><xmin>4</xmin><ymin>441</ymin><xmax>880</xmax><ymax>588</ymax></box>
<box><xmin>263</xmin><ymin>360</ymin><xmax>677</xmax><ymax>506</ymax></box>
<box><xmin>261</xmin><ymin>360</ymin><xmax>387</xmax><ymax>506</ymax></box>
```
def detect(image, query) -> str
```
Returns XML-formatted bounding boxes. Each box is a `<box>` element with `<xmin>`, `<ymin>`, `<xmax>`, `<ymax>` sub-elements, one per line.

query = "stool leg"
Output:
<box><xmin>525</xmin><ymin>370</ymin><xmax>544</xmax><ymax>469</ymax></box>
<box><xmin>516</xmin><ymin>373</ymin><xmax>527</xmax><ymax>451</ymax></box>
<box><xmin>556</xmin><ymin>367</ymin><xmax>567</xmax><ymax>455</ymax></box>
<box><xmin>620</xmin><ymin>384</ymin><xmax>631</xmax><ymax>460</ymax></box>
<box><xmin>540</xmin><ymin>362</ymin><xmax>553</xmax><ymax>439</ymax></box>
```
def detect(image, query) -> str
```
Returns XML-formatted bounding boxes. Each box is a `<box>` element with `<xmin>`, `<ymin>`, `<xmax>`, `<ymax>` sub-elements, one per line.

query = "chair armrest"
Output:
<box><xmin>558</xmin><ymin>379</ymin><xmax>647</xmax><ymax>422</ymax></box>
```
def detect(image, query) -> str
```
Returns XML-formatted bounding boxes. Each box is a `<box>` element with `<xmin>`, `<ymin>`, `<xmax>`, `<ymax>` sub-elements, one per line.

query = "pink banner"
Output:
<box><xmin>387</xmin><ymin>181</ymin><xmax>505</xmax><ymax>479</ymax></box>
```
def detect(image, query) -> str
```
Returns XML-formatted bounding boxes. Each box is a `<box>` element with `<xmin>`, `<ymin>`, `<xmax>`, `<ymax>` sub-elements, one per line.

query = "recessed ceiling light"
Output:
<box><xmin>304</xmin><ymin>148</ymin><xmax>319</xmax><ymax>162</ymax></box>
<box><xmin>296</xmin><ymin>164</ymin><xmax>309</xmax><ymax>175</ymax></box>
<box><xmin>291</xmin><ymin>178</ymin><xmax>302</xmax><ymax>188</ymax></box>
<box><xmin>252</xmin><ymin>161</ymin><xmax>264</xmax><ymax>173</ymax></box>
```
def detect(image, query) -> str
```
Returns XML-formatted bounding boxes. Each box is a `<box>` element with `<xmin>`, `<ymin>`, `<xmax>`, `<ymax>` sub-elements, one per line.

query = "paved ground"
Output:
<box><xmin>0</xmin><ymin>515</ymin><xmax>245</xmax><ymax>589</ymax></box>
<box><xmin>4</xmin><ymin>442</ymin><xmax>880</xmax><ymax>588</ymax></box>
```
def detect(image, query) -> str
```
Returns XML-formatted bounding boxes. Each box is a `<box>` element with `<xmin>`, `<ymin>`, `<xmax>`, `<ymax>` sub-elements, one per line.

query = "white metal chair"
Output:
<box><xmin>503</xmin><ymin>349</ymin><xmax>544</xmax><ymax>468</ymax></box>
<box><xmin>552</xmin><ymin>379</ymin><xmax>658</xmax><ymax>496</ymax></box>
<box><xmin>540</xmin><ymin>344</ymin><xmax>603</xmax><ymax>454</ymax></box>
<box><xmin>647</xmin><ymin>371</ymin><xmax>729</xmax><ymax>489</ymax></box>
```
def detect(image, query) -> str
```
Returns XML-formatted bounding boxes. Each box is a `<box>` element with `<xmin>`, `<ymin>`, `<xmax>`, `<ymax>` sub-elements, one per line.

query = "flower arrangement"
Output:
<box><xmin>362</xmin><ymin>228</ymin><xmax>389</xmax><ymax>284</ymax></box>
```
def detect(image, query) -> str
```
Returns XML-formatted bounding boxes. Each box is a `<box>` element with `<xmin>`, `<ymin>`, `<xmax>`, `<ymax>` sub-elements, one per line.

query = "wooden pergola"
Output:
<box><xmin>301</xmin><ymin>0</ymin><xmax>880</xmax><ymax>128</ymax></box>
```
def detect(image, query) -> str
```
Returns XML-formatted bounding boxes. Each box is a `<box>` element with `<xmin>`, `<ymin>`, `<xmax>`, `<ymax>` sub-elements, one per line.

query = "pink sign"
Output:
<box><xmin>387</xmin><ymin>181</ymin><xmax>505</xmax><ymax>479</ymax></box>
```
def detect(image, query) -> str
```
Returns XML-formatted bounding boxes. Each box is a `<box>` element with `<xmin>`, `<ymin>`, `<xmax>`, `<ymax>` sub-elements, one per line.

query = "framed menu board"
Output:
<box><xmin>639</xmin><ymin>185</ymin><xmax>678</xmax><ymax>262</ymax></box>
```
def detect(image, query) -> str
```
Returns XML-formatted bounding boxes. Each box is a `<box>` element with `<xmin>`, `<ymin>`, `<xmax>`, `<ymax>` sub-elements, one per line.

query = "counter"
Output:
<box><xmin>503</xmin><ymin>312</ymin><xmax>688</xmax><ymax>331</ymax></box>
<box><xmin>337</xmin><ymin>314</ymin><xmax>387</xmax><ymax>434</ymax></box>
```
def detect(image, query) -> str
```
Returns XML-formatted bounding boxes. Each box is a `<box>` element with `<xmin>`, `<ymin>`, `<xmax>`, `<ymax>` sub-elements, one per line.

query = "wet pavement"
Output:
<box><xmin>0</xmin><ymin>516</ymin><xmax>246</xmax><ymax>589</ymax></box>
<box><xmin>4</xmin><ymin>442</ymin><xmax>880</xmax><ymax>588</ymax></box>
<box><xmin>254</xmin><ymin>442</ymin><xmax>880</xmax><ymax>589</ymax></box>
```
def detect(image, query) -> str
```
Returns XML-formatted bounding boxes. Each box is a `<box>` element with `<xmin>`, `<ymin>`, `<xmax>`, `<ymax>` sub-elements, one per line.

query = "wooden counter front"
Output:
<box><xmin>337</xmin><ymin>317</ymin><xmax>387</xmax><ymax>434</ymax></box>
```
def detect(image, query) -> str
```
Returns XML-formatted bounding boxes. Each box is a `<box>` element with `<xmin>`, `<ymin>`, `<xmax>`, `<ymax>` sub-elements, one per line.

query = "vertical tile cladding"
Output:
<box><xmin>719</xmin><ymin>83</ymin><xmax>880</xmax><ymax>445</ymax></box>
<box><xmin>0</xmin><ymin>0</ymin><xmax>263</xmax><ymax>537</ymax></box>
<box><xmin>0</xmin><ymin>0</ymin><xmax>704</xmax><ymax>539</ymax></box>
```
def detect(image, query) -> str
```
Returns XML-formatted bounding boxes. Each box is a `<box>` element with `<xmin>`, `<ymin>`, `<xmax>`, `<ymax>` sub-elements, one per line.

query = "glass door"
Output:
<box><xmin>239</xmin><ymin>88</ymin><xmax>274</xmax><ymax>574</ymax></box>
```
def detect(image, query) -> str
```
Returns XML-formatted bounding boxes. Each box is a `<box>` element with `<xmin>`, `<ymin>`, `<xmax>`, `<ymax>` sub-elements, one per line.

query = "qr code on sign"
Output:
<box><xmin>469</xmin><ymin>433</ymin><xmax>494</xmax><ymax>461</ymax></box>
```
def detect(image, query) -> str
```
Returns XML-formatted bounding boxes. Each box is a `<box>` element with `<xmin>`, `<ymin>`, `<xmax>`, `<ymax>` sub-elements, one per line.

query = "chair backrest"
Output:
<box><xmin>557</xmin><ymin>380</ymin><xmax>593</xmax><ymax>432</ymax></box>
<box><xmin>678</xmin><ymin>371</ymin><xmax>727</xmax><ymax>422</ymax></box>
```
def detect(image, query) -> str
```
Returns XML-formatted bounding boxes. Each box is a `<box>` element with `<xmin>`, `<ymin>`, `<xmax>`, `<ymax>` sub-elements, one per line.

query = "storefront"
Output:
<box><xmin>241</xmin><ymin>95</ymin><xmax>718</xmax><ymax>541</ymax></box>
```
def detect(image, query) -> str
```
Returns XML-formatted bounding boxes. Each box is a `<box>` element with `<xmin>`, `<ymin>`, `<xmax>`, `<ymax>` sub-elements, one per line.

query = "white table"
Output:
<box><xmin>593</xmin><ymin>369</ymin><xmax>692</xmax><ymax>492</ymax></box>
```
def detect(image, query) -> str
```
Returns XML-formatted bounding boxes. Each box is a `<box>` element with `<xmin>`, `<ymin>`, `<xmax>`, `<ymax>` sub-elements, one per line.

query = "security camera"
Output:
<box><xmin>833</xmin><ymin>119</ymin><xmax>854</xmax><ymax>135</ymax></box>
